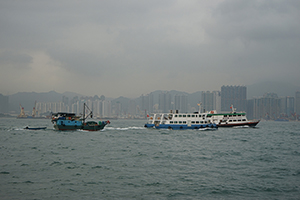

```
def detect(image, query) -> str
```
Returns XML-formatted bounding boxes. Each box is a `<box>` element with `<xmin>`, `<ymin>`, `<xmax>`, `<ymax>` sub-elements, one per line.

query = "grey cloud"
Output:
<box><xmin>0</xmin><ymin>0</ymin><xmax>299</xmax><ymax>97</ymax></box>
<box><xmin>207</xmin><ymin>0</ymin><xmax>300</xmax><ymax>41</ymax></box>
<box><xmin>0</xmin><ymin>51</ymin><xmax>32</xmax><ymax>69</ymax></box>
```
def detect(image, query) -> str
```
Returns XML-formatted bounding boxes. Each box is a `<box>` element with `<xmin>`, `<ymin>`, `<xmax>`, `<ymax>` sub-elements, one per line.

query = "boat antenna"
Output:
<box><xmin>230</xmin><ymin>105</ymin><xmax>236</xmax><ymax>113</ymax></box>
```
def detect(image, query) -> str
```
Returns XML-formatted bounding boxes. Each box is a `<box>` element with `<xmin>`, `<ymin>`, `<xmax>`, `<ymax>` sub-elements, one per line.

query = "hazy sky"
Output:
<box><xmin>1</xmin><ymin>0</ymin><xmax>299</xmax><ymax>98</ymax></box>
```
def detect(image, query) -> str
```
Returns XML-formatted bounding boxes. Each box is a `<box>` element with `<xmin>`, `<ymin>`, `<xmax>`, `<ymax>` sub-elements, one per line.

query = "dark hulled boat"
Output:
<box><xmin>51</xmin><ymin>103</ymin><xmax>110</xmax><ymax>131</ymax></box>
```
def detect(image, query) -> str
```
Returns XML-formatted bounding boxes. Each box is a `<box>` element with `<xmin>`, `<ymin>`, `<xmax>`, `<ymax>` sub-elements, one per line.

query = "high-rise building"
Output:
<box><xmin>159</xmin><ymin>92</ymin><xmax>171</xmax><ymax>113</ymax></box>
<box><xmin>128</xmin><ymin>100</ymin><xmax>137</xmax><ymax>117</ymax></box>
<box><xmin>102</xmin><ymin>100</ymin><xmax>111</xmax><ymax>118</ymax></box>
<box><xmin>174</xmin><ymin>94</ymin><xmax>188</xmax><ymax>113</ymax></box>
<box><xmin>246</xmin><ymin>99</ymin><xmax>254</xmax><ymax>120</ymax></box>
<box><xmin>0</xmin><ymin>94</ymin><xmax>9</xmax><ymax>113</ymax></box>
<box><xmin>141</xmin><ymin>93</ymin><xmax>154</xmax><ymax>114</ymax></box>
<box><xmin>221</xmin><ymin>85</ymin><xmax>247</xmax><ymax>112</ymax></box>
<box><xmin>201</xmin><ymin>91</ymin><xmax>221</xmax><ymax>112</ymax></box>
<box><xmin>253</xmin><ymin>93</ymin><xmax>280</xmax><ymax>120</ymax></box>
<box><xmin>280</xmin><ymin>96</ymin><xmax>295</xmax><ymax>117</ymax></box>
<box><xmin>295</xmin><ymin>91</ymin><xmax>300</xmax><ymax>119</ymax></box>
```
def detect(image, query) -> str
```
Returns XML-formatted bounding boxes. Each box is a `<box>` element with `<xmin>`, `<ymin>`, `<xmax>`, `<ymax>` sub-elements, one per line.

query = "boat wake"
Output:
<box><xmin>105</xmin><ymin>127</ymin><xmax>146</xmax><ymax>131</ymax></box>
<box><xmin>199</xmin><ymin>127</ymin><xmax>218</xmax><ymax>131</ymax></box>
<box><xmin>233</xmin><ymin>125</ymin><xmax>250</xmax><ymax>128</ymax></box>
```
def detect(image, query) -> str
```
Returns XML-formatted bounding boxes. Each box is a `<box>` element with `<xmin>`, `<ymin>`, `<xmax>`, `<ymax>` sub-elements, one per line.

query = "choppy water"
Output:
<box><xmin>0</xmin><ymin>118</ymin><xmax>300</xmax><ymax>199</ymax></box>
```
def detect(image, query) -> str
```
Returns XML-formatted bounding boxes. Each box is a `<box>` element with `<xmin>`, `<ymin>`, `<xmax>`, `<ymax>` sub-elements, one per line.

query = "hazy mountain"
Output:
<box><xmin>247</xmin><ymin>81</ymin><xmax>300</xmax><ymax>99</ymax></box>
<box><xmin>5</xmin><ymin>81</ymin><xmax>300</xmax><ymax>113</ymax></box>
<box><xmin>111</xmin><ymin>96</ymin><xmax>132</xmax><ymax>115</ymax></box>
<box><xmin>8</xmin><ymin>91</ymin><xmax>83</xmax><ymax>113</ymax></box>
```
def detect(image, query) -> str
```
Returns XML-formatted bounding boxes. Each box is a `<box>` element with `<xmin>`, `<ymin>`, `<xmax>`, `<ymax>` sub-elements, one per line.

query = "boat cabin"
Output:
<box><xmin>147</xmin><ymin>111</ymin><xmax>211</xmax><ymax>126</ymax></box>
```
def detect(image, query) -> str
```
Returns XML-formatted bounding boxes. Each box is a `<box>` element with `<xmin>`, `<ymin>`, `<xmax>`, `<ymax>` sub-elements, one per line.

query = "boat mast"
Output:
<box><xmin>198</xmin><ymin>102</ymin><xmax>202</xmax><ymax>113</ymax></box>
<box><xmin>82</xmin><ymin>102</ymin><xmax>93</xmax><ymax>123</ymax></box>
<box><xmin>83</xmin><ymin>103</ymin><xmax>86</xmax><ymax>123</ymax></box>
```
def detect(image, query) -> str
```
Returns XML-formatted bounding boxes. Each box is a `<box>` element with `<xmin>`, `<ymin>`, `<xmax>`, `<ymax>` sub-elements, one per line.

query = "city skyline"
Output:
<box><xmin>1</xmin><ymin>85</ymin><xmax>300</xmax><ymax>121</ymax></box>
<box><xmin>2</xmin><ymin>81</ymin><xmax>300</xmax><ymax>112</ymax></box>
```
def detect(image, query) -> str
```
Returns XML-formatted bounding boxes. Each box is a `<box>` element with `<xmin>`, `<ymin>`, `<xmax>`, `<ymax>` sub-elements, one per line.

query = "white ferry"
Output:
<box><xmin>144</xmin><ymin>107</ymin><xmax>218</xmax><ymax>130</ymax></box>
<box><xmin>207</xmin><ymin>105</ymin><xmax>260</xmax><ymax>128</ymax></box>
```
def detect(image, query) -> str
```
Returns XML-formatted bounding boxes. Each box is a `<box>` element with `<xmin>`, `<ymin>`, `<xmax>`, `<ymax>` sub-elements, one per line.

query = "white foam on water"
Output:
<box><xmin>105</xmin><ymin>126</ymin><xmax>146</xmax><ymax>131</ymax></box>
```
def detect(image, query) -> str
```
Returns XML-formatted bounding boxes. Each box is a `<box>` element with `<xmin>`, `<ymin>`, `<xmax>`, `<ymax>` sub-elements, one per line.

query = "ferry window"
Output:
<box><xmin>174</xmin><ymin>121</ymin><xmax>178</xmax><ymax>124</ymax></box>
<box><xmin>242</xmin><ymin>119</ymin><xmax>246</xmax><ymax>121</ymax></box>
<box><xmin>179</xmin><ymin>115</ymin><xmax>182</xmax><ymax>117</ymax></box>
<box><xmin>229</xmin><ymin>120</ymin><xmax>232</xmax><ymax>122</ymax></box>
<box><xmin>183</xmin><ymin>115</ymin><xmax>186</xmax><ymax>117</ymax></box>
<box><xmin>238</xmin><ymin>120</ymin><xmax>241</xmax><ymax>121</ymax></box>
<box><xmin>200</xmin><ymin>121</ymin><xmax>203</xmax><ymax>124</ymax></box>
<box><xmin>233</xmin><ymin>120</ymin><xmax>237</xmax><ymax>122</ymax></box>
<box><xmin>187</xmin><ymin>115</ymin><xmax>190</xmax><ymax>117</ymax></box>
<box><xmin>225</xmin><ymin>115</ymin><xmax>228</xmax><ymax>117</ymax></box>
<box><xmin>170</xmin><ymin>121</ymin><xmax>173</xmax><ymax>124</ymax></box>
<box><xmin>192</xmin><ymin>115</ymin><xmax>195</xmax><ymax>117</ymax></box>
<box><xmin>183</xmin><ymin>121</ymin><xmax>186</xmax><ymax>124</ymax></box>
<box><xmin>192</xmin><ymin>121</ymin><xmax>195</xmax><ymax>124</ymax></box>
<box><xmin>196</xmin><ymin>121</ymin><xmax>199</xmax><ymax>124</ymax></box>
<box><xmin>175</xmin><ymin>115</ymin><xmax>177</xmax><ymax>117</ymax></box>
<box><xmin>179</xmin><ymin>121</ymin><xmax>182</xmax><ymax>124</ymax></box>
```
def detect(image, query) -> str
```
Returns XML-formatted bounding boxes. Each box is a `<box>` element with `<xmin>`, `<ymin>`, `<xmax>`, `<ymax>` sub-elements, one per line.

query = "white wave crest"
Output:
<box><xmin>198</xmin><ymin>127</ymin><xmax>218</xmax><ymax>131</ymax></box>
<box><xmin>233</xmin><ymin>125</ymin><xmax>250</xmax><ymax>128</ymax></box>
<box><xmin>105</xmin><ymin>126</ymin><xmax>146</xmax><ymax>131</ymax></box>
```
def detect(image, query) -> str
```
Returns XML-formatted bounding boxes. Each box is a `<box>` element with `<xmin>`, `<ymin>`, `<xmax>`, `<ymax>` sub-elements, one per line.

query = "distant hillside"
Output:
<box><xmin>6</xmin><ymin>81</ymin><xmax>300</xmax><ymax>113</ymax></box>
<box><xmin>247</xmin><ymin>81</ymin><xmax>300</xmax><ymax>99</ymax></box>
<box><xmin>8</xmin><ymin>91</ymin><xmax>83</xmax><ymax>112</ymax></box>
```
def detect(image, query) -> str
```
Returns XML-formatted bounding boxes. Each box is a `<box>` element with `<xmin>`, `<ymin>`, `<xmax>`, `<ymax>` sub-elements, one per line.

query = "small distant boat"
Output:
<box><xmin>24</xmin><ymin>126</ymin><xmax>47</xmax><ymax>130</ymax></box>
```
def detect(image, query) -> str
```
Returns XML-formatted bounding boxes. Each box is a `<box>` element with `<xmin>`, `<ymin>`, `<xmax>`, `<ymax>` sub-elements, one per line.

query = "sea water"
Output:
<box><xmin>0</xmin><ymin>118</ymin><xmax>299</xmax><ymax>199</ymax></box>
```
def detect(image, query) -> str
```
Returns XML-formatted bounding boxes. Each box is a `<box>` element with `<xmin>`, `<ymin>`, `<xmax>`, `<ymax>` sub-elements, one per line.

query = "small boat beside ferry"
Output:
<box><xmin>24</xmin><ymin>126</ymin><xmax>47</xmax><ymax>130</ymax></box>
<box><xmin>144</xmin><ymin>106</ymin><xmax>218</xmax><ymax>130</ymax></box>
<box><xmin>207</xmin><ymin>105</ymin><xmax>260</xmax><ymax>128</ymax></box>
<box><xmin>51</xmin><ymin>103</ymin><xmax>110</xmax><ymax>131</ymax></box>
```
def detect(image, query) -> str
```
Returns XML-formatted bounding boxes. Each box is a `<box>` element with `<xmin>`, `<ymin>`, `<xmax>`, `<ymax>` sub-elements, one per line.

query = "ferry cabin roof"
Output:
<box><xmin>148</xmin><ymin>112</ymin><xmax>209</xmax><ymax>121</ymax></box>
<box><xmin>206</xmin><ymin>113</ymin><xmax>246</xmax><ymax>117</ymax></box>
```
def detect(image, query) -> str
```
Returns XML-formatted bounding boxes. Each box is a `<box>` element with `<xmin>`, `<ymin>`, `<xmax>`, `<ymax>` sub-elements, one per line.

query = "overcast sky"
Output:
<box><xmin>1</xmin><ymin>0</ymin><xmax>299</xmax><ymax>98</ymax></box>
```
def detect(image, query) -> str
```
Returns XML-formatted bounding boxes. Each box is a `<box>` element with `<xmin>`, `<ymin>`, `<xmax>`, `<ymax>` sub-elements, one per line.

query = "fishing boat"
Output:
<box><xmin>51</xmin><ymin>103</ymin><xmax>110</xmax><ymax>131</ymax></box>
<box><xmin>24</xmin><ymin>126</ymin><xmax>47</xmax><ymax>130</ymax></box>
<box><xmin>144</xmin><ymin>105</ymin><xmax>218</xmax><ymax>130</ymax></box>
<box><xmin>207</xmin><ymin>105</ymin><xmax>260</xmax><ymax>128</ymax></box>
